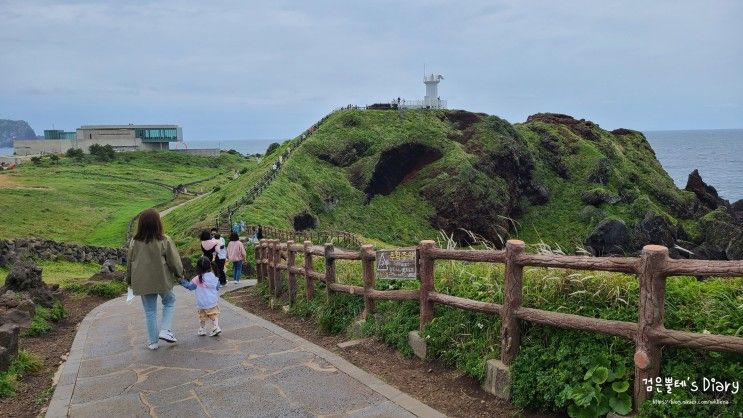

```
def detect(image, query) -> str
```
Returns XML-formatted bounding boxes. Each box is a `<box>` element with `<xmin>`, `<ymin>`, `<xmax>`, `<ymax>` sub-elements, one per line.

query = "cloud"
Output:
<box><xmin>0</xmin><ymin>0</ymin><xmax>741</xmax><ymax>138</ymax></box>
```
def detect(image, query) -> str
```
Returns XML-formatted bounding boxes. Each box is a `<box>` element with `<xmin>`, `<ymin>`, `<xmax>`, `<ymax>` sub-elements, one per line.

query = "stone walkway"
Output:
<box><xmin>46</xmin><ymin>282</ymin><xmax>444</xmax><ymax>418</ymax></box>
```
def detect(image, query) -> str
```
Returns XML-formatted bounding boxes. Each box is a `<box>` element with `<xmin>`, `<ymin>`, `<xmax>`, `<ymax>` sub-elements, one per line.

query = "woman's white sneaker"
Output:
<box><xmin>147</xmin><ymin>342</ymin><xmax>159</xmax><ymax>350</ymax></box>
<box><xmin>159</xmin><ymin>330</ymin><xmax>177</xmax><ymax>343</ymax></box>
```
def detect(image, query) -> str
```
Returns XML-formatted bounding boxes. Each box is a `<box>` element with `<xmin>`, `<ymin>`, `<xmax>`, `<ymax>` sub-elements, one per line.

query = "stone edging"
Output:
<box><xmin>45</xmin><ymin>289</ymin><xmax>446</xmax><ymax>418</ymax></box>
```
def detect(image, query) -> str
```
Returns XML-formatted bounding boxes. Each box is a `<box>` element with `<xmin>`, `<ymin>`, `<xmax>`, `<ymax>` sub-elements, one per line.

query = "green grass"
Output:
<box><xmin>21</xmin><ymin>300</ymin><xmax>68</xmax><ymax>337</ymax></box>
<box><xmin>0</xmin><ymin>350</ymin><xmax>43</xmax><ymax>398</ymax></box>
<box><xmin>1</xmin><ymin>260</ymin><xmax>103</xmax><ymax>286</ymax></box>
<box><xmin>62</xmin><ymin>280</ymin><xmax>127</xmax><ymax>298</ymax></box>
<box><xmin>0</xmin><ymin>151</ymin><xmax>249</xmax><ymax>247</ymax></box>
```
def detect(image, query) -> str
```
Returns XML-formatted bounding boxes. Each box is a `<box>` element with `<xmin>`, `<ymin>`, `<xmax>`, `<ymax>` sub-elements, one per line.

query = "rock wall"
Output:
<box><xmin>0</xmin><ymin>238</ymin><xmax>126</xmax><ymax>266</ymax></box>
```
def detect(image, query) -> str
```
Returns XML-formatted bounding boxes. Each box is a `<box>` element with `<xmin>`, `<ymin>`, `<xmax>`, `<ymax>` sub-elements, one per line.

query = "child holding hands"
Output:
<box><xmin>179</xmin><ymin>256</ymin><xmax>222</xmax><ymax>336</ymax></box>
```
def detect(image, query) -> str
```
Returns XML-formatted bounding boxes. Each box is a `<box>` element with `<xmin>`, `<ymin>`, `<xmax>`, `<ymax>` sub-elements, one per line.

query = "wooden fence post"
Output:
<box><xmin>324</xmin><ymin>243</ymin><xmax>336</xmax><ymax>300</ymax></box>
<box><xmin>304</xmin><ymin>241</ymin><xmax>314</xmax><ymax>301</ymax></box>
<box><xmin>419</xmin><ymin>240</ymin><xmax>436</xmax><ymax>330</ymax></box>
<box><xmin>501</xmin><ymin>239</ymin><xmax>525</xmax><ymax>365</ymax></box>
<box><xmin>286</xmin><ymin>240</ymin><xmax>297</xmax><ymax>305</ymax></box>
<box><xmin>273</xmin><ymin>240</ymin><xmax>282</xmax><ymax>298</ymax></box>
<box><xmin>361</xmin><ymin>244</ymin><xmax>376</xmax><ymax>319</ymax></box>
<box><xmin>267</xmin><ymin>240</ymin><xmax>275</xmax><ymax>295</ymax></box>
<box><xmin>255</xmin><ymin>241</ymin><xmax>262</xmax><ymax>282</ymax></box>
<box><xmin>633</xmin><ymin>245</ymin><xmax>668</xmax><ymax>409</ymax></box>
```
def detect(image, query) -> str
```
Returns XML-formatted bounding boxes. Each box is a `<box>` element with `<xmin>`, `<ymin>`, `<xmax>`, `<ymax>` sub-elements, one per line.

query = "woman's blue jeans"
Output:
<box><xmin>140</xmin><ymin>290</ymin><xmax>176</xmax><ymax>344</ymax></box>
<box><xmin>232</xmin><ymin>261</ymin><xmax>243</xmax><ymax>282</ymax></box>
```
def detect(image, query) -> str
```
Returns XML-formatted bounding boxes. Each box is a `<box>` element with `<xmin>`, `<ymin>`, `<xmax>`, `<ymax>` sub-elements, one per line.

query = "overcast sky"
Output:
<box><xmin>0</xmin><ymin>0</ymin><xmax>741</xmax><ymax>140</ymax></box>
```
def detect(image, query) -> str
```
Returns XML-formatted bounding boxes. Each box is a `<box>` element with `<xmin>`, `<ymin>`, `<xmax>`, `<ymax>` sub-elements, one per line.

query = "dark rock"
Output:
<box><xmin>581</xmin><ymin>188</ymin><xmax>618</xmax><ymax>206</ymax></box>
<box><xmin>0</xmin><ymin>323</ymin><xmax>19</xmax><ymax>371</ymax></box>
<box><xmin>726</xmin><ymin>232</ymin><xmax>743</xmax><ymax>260</ymax></box>
<box><xmin>4</xmin><ymin>262</ymin><xmax>44</xmax><ymax>291</ymax></box>
<box><xmin>100</xmin><ymin>258</ymin><xmax>117</xmax><ymax>274</ymax></box>
<box><xmin>698</xmin><ymin>209</ymin><xmax>741</xmax><ymax>259</ymax></box>
<box><xmin>730</xmin><ymin>199</ymin><xmax>743</xmax><ymax>223</ymax></box>
<box><xmin>2</xmin><ymin>308</ymin><xmax>31</xmax><ymax>328</ymax></box>
<box><xmin>638</xmin><ymin>212</ymin><xmax>676</xmax><ymax>247</ymax></box>
<box><xmin>685</xmin><ymin>169</ymin><xmax>728</xmax><ymax>211</ymax></box>
<box><xmin>585</xmin><ymin>219</ymin><xmax>631</xmax><ymax>256</ymax></box>
<box><xmin>528</xmin><ymin>183</ymin><xmax>549</xmax><ymax>205</ymax></box>
<box><xmin>587</xmin><ymin>158</ymin><xmax>610</xmax><ymax>184</ymax></box>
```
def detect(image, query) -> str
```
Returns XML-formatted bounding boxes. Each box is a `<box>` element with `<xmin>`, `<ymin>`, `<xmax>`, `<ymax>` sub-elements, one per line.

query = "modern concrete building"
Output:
<box><xmin>14</xmin><ymin>124</ymin><xmax>183</xmax><ymax>156</ymax></box>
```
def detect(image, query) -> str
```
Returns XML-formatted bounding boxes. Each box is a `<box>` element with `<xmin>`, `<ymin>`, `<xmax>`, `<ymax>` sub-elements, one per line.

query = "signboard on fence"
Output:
<box><xmin>376</xmin><ymin>248</ymin><xmax>418</xmax><ymax>280</ymax></box>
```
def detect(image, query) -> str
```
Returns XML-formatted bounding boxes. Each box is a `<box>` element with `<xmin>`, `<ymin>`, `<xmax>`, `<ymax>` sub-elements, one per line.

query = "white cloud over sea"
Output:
<box><xmin>0</xmin><ymin>0</ymin><xmax>741</xmax><ymax>139</ymax></box>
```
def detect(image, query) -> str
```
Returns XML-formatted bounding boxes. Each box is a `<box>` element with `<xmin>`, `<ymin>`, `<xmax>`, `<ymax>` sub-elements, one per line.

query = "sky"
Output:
<box><xmin>0</xmin><ymin>0</ymin><xmax>741</xmax><ymax>140</ymax></box>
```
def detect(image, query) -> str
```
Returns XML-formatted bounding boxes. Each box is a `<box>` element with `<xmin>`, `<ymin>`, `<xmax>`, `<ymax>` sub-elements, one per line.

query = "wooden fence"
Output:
<box><xmin>254</xmin><ymin>238</ymin><xmax>743</xmax><ymax>410</ymax></box>
<box><xmin>223</xmin><ymin>225</ymin><xmax>361</xmax><ymax>249</ymax></box>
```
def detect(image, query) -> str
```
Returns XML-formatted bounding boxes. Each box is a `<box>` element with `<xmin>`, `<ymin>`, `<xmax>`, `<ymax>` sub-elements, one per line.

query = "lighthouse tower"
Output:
<box><xmin>423</xmin><ymin>74</ymin><xmax>444</xmax><ymax>108</ymax></box>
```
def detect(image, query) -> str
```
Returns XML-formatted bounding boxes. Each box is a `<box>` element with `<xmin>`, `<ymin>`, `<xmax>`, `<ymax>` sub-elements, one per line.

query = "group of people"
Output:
<box><xmin>125</xmin><ymin>209</ymin><xmax>250</xmax><ymax>350</ymax></box>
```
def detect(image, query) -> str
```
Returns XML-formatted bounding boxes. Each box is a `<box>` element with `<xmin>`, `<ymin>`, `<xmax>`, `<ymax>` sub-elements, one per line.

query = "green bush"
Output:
<box><xmin>89</xmin><ymin>144</ymin><xmax>116</xmax><ymax>161</ymax></box>
<box><xmin>65</xmin><ymin>148</ymin><xmax>85</xmax><ymax>160</ymax></box>
<box><xmin>21</xmin><ymin>300</ymin><xmax>68</xmax><ymax>337</ymax></box>
<box><xmin>265</xmin><ymin>142</ymin><xmax>280</xmax><ymax>155</ymax></box>
<box><xmin>30</xmin><ymin>156</ymin><xmax>42</xmax><ymax>165</ymax></box>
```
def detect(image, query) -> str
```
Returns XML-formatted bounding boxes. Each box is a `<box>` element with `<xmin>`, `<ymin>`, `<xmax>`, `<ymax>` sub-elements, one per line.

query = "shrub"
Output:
<box><xmin>49</xmin><ymin>154</ymin><xmax>59</xmax><ymax>162</ymax></box>
<box><xmin>65</xmin><ymin>148</ymin><xmax>85</xmax><ymax>159</ymax></box>
<box><xmin>89</xmin><ymin>144</ymin><xmax>116</xmax><ymax>161</ymax></box>
<box><xmin>30</xmin><ymin>156</ymin><xmax>42</xmax><ymax>165</ymax></box>
<box><xmin>265</xmin><ymin>142</ymin><xmax>280</xmax><ymax>155</ymax></box>
<box><xmin>212</xmin><ymin>185</ymin><xmax>221</xmax><ymax>193</ymax></box>
<box><xmin>239</xmin><ymin>167</ymin><xmax>248</xmax><ymax>174</ymax></box>
<box><xmin>21</xmin><ymin>300</ymin><xmax>68</xmax><ymax>337</ymax></box>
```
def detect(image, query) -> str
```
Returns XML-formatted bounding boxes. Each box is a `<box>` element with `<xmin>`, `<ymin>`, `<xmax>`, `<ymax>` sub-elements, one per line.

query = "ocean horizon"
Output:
<box><xmin>3</xmin><ymin>129</ymin><xmax>742</xmax><ymax>201</ymax></box>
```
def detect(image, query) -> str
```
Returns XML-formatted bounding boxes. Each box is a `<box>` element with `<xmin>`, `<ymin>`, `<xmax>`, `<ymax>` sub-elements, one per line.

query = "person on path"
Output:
<box><xmin>256</xmin><ymin>225</ymin><xmax>264</xmax><ymax>241</ymax></box>
<box><xmin>227</xmin><ymin>232</ymin><xmax>246</xmax><ymax>283</ymax></box>
<box><xmin>212</xmin><ymin>228</ymin><xmax>228</xmax><ymax>286</ymax></box>
<box><xmin>179</xmin><ymin>257</ymin><xmax>222</xmax><ymax>337</ymax></box>
<box><xmin>126</xmin><ymin>208</ymin><xmax>184</xmax><ymax>350</ymax></box>
<box><xmin>200</xmin><ymin>229</ymin><xmax>219</xmax><ymax>261</ymax></box>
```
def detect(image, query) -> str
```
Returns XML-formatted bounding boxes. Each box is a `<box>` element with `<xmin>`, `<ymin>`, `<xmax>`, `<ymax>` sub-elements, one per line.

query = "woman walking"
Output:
<box><xmin>226</xmin><ymin>232</ymin><xmax>246</xmax><ymax>283</ymax></box>
<box><xmin>126</xmin><ymin>208</ymin><xmax>184</xmax><ymax>350</ymax></box>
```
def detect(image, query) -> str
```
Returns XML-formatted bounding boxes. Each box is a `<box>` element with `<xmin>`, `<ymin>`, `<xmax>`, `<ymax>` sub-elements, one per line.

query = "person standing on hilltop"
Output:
<box><xmin>126</xmin><ymin>208</ymin><xmax>184</xmax><ymax>350</ymax></box>
<box><xmin>227</xmin><ymin>232</ymin><xmax>246</xmax><ymax>283</ymax></box>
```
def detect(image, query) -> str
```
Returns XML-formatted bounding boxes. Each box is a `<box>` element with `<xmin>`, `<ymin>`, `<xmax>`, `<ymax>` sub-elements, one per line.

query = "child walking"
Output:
<box><xmin>179</xmin><ymin>257</ymin><xmax>222</xmax><ymax>336</ymax></box>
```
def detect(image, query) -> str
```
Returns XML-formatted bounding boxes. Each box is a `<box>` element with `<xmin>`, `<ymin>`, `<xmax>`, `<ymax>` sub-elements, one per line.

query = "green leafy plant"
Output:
<box><xmin>0</xmin><ymin>350</ymin><xmax>42</xmax><ymax>398</ymax></box>
<box><xmin>565</xmin><ymin>365</ymin><xmax>632</xmax><ymax>418</ymax></box>
<box><xmin>21</xmin><ymin>300</ymin><xmax>68</xmax><ymax>336</ymax></box>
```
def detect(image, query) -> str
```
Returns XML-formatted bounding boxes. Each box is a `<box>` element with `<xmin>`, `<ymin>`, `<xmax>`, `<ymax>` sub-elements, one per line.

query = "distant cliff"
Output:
<box><xmin>0</xmin><ymin>119</ymin><xmax>36</xmax><ymax>147</ymax></box>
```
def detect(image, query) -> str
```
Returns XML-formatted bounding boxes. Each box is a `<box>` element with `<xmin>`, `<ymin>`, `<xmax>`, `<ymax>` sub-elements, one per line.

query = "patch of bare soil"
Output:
<box><xmin>225</xmin><ymin>287</ymin><xmax>556</xmax><ymax>418</ymax></box>
<box><xmin>0</xmin><ymin>291</ymin><xmax>108</xmax><ymax>418</ymax></box>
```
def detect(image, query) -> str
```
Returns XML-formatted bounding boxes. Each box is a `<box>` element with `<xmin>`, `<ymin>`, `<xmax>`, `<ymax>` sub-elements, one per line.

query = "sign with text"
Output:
<box><xmin>376</xmin><ymin>248</ymin><xmax>418</xmax><ymax>280</ymax></box>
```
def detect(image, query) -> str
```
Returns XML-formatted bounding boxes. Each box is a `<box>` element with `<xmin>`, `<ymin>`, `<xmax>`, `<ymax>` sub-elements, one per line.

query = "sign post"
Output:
<box><xmin>376</xmin><ymin>248</ymin><xmax>418</xmax><ymax>280</ymax></box>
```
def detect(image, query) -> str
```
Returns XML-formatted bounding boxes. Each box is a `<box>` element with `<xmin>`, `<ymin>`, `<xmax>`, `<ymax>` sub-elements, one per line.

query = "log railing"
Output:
<box><xmin>254</xmin><ymin>239</ymin><xmax>743</xmax><ymax>410</ymax></box>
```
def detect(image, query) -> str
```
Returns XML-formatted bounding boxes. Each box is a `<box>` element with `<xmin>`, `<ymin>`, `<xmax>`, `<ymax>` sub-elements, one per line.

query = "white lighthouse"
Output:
<box><xmin>394</xmin><ymin>73</ymin><xmax>447</xmax><ymax>109</ymax></box>
<box><xmin>424</xmin><ymin>74</ymin><xmax>444</xmax><ymax>108</ymax></box>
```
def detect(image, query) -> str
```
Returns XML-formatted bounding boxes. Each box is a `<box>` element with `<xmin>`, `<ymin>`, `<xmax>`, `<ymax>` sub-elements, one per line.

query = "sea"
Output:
<box><xmin>3</xmin><ymin>130</ymin><xmax>741</xmax><ymax>201</ymax></box>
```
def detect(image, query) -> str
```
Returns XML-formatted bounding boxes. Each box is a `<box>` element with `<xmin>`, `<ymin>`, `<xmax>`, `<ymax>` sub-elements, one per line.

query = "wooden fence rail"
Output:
<box><xmin>253</xmin><ymin>238</ymin><xmax>743</xmax><ymax>410</ymax></box>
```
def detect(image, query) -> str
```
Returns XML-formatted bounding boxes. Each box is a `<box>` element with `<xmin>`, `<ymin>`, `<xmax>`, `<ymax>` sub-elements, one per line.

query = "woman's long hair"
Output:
<box><xmin>196</xmin><ymin>256</ymin><xmax>212</xmax><ymax>283</ymax></box>
<box><xmin>199</xmin><ymin>230</ymin><xmax>212</xmax><ymax>241</ymax></box>
<box><xmin>134</xmin><ymin>209</ymin><xmax>164</xmax><ymax>243</ymax></box>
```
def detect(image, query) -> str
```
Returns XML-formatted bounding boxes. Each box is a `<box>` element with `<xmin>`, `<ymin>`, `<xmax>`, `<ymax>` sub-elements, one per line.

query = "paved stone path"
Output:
<box><xmin>47</xmin><ymin>282</ymin><xmax>444</xmax><ymax>418</ymax></box>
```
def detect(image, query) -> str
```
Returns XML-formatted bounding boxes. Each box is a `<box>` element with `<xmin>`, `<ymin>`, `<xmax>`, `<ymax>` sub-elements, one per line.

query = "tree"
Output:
<box><xmin>265</xmin><ymin>142</ymin><xmax>280</xmax><ymax>156</ymax></box>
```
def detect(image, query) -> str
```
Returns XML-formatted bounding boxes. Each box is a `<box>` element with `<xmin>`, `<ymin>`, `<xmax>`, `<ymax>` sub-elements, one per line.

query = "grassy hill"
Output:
<box><xmin>215</xmin><ymin>108</ymin><xmax>740</xmax><ymax>258</ymax></box>
<box><xmin>0</xmin><ymin>151</ymin><xmax>249</xmax><ymax>247</ymax></box>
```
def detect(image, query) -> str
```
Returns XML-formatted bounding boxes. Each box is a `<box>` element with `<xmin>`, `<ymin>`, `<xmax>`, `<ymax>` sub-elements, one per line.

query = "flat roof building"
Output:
<box><xmin>15</xmin><ymin>124</ymin><xmax>183</xmax><ymax>156</ymax></box>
